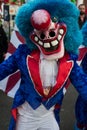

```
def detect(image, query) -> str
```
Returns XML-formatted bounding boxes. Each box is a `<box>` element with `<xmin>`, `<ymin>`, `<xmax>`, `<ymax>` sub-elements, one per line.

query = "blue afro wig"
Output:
<box><xmin>15</xmin><ymin>0</ymin><xmax>83</xmax><ymax>54</ymax></box>
<box><xmin>81</xmin><ymin>22</ymin><xmax>87</xmax><ymax>47</ymax></box>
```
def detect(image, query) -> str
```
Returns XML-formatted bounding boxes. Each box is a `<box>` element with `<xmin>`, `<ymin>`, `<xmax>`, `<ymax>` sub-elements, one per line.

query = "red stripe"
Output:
<box><xmin>15</xmin><ymin>31</ymin><xmax>25</xmax><ymax>44</ymax></box>
<box><xmin>5</xmin><ymin>71</ymin><xmax>20</xmax><ymax>94</ymax></box>
<box><xmin>27</xmin><ymin>55</ymin><xmax>44</xmax><ymax>96</ymax></box>
<box><xmin>11</xmin><ymin>108</ymin><xmax>17</xmax><ymax>121</ymax></box>
<box><xmin>65</xmin><ymin>79</ymin><xmax>70</xmax><ymax>89</ymax></box>
<box><xmin>78</xmin><ymin>47</ymin><xmax>87</xmax><ymax>61</ymax></box>
<box><xmin>8</xmin><ymin>42</ymin><xmax>16</xmax><ymax>54</ymax></box>
<box><xmin>77</xmin><ymin>123</ymin><xmax>87</xmax><ymax>129</ymax></box>
<box><xmin>55</xmin><ymin>104</ymin><xmax>61</xmax><ymax>109</ymax></box>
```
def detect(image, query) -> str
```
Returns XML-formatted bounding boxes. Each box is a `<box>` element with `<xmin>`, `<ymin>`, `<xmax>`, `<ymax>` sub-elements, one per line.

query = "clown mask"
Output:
<box><xmin>30</xmin><ymin>9</ymin><xmax>67</xmax><ymax>60</ymax></box>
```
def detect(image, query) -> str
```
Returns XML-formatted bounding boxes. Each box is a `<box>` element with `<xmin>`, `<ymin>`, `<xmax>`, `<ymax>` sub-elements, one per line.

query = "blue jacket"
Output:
<box><xmin>0</xmin><ymin>44</ymin><xmax>87</xmax><ymax>130</ymax></box>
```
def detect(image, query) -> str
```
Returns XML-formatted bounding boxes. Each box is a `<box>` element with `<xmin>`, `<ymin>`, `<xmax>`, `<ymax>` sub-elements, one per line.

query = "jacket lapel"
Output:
<box><xmin>27</xmin><ymin>50</ymin><xmax>45</xmax><ymax>97</ymax></box>
<box><xmin>27</xmin><ymin>51</ymin><xmax>74</xmax><ymax>98</ymax></box>
<box><xmin>47</xmin><ymin>53</ymin><xmax>73</xmax><ymax>98</ymax></box>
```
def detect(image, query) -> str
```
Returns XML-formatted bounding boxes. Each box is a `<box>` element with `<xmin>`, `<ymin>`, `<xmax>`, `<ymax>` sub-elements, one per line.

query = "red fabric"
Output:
<box><xmin>15</xmin><ymin>31</ymin><xmax>25</xmax><ymax>44</ymax></box>
<box><xmin>77</xmin><ymin>123</ymin><xmax>87</xmax><ymax>129</ymax></box>
<box><xmin>11</xmin><ymin>108</ymin><xmax>17</xmax><ymax>121</ymax></box>
<box><xmin>5</xmin><ymin>71</ymin><xmax>21</xmax><ymax>94</ymax></box>
<box><xmin>31</xmin><ymin>9</ymin><xmax>51</xmax><ymax>30</ymax></box>
<box><xmin>27</xmin><ymin>51</ymin><xmax>44</xmax><ymax>97</ymax></box>
<box><xmin>8</xmin><ymin>42</ymin><xmax>16</xmax><ymax>54</ymax></box>
<box><xmin>4</xmin><ymin>0</ymin><xmax>9</xmax><ymax>3</ymax></box>
<box><xmin>85</xmin><ymin>8</ymin><xmax>87</xmax><ymax>15</ymax></box>
<box><xmin>65</xmin><ymin>79</ymin><xmax>70</xmax><ymax>89</ymax></box>
<box><xmin>78</xmin><ymin>47</ymin><xmax>87</xmax><ymax>61</ymax></box>
<box><xmin>55</xmin><ymin>104</ymin><xmax>61</xmax><ymax>109</ymax></box>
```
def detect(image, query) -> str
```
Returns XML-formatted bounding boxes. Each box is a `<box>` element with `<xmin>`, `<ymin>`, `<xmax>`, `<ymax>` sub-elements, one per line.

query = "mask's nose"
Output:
<box><xmin>31</xmin><ymin>9</ymin><xmax>51</xmax><ymax>31</ymax></box>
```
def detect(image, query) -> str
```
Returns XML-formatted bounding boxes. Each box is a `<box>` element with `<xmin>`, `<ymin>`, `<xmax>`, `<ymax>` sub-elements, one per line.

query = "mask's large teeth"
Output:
<box><xmin>51</xmin><ymin>40</ymin><xmax>58</xmax><ymax>46</ymax></box>
<box><xmin>38</xmin><ymin>40</ymin><xmax>43</xmax><ymax>46</ymax></box>
<box><xmin>34</xmin><ymin>36</ymin><xmax>38</xmax><ymax>42</ymax></box>
<box><xmin>58</xmin><ymin>35</ymin><xmax>62</xmax><ymax>41</ymax></box>
<box><xmin>44</xmin><ymin>43</ymin><xmax>50</xmax><ymax>48</ymax></box>
<box><xmin>59</xmin><ymin>29</ymin><xmax>64</xmax><ymax>34</ymax></box>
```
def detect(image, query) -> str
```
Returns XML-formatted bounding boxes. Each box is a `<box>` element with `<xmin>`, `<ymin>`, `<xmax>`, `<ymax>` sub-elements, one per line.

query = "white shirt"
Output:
<box><xmin>39</xmin><ymin>54</ymin><xmax>58</xmax><ymax>88</ymax></box>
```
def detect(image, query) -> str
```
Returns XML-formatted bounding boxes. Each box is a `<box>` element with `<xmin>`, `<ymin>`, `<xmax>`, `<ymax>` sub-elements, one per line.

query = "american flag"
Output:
<box><xmin>0</xmin><ymin>25</ymin><xmax>87</xmax><ymax>98</ymax></box>
<box><xmin>77</xmin><ymin>45</ymin><xmax>87</xmax><ymax>65</ymax></box>
<box><xmin>0</xmin><ymin>25</ymin><xmax>25</xmax><ymax>97</ymax></box>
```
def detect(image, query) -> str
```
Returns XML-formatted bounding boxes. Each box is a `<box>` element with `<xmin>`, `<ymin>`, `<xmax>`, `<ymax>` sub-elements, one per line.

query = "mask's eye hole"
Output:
<box><xmin>49</xmin><ymin>31</ymin><xmax>55</xmax><ymax>37</ymax></box>
<box><xmin>40</xmin><ymin>33</ymin><xmax>45</xmax><ymax>39</ymax></box>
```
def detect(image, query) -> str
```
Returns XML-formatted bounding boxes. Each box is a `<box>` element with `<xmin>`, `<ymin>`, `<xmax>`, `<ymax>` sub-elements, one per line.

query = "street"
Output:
<box><xmin>0</xmin><ymin>84</ymin><xmax>78</xmax><ymax>130</ymax></box>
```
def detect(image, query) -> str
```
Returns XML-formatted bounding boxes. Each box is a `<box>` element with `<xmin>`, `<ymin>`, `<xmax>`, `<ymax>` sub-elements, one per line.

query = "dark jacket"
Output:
<box><xmin>0</xmin><ymin>25</ymin><xmax>8</xmax><ymax>63</ymax></box>
<box><xmin>78</xmin><ymin>15</ymin><xmax>87</xmax><ymax>29</ymax></box>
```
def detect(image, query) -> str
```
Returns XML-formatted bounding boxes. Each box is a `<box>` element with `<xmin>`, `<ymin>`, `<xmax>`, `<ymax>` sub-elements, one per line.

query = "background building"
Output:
<box><xmin>84</xmin><ymin>0</ymin><xmax>87</xmax><ymax>7</ymax></box>
<box><xmin>77</xmin><ymin>0</ymin><xmax>87</xmax><ymax>7</ymax></box>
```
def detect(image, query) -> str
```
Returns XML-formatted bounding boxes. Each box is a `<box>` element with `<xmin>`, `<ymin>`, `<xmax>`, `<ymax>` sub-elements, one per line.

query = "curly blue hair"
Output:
<box><xmin>15</xmin><ymin>0</ymin><xmax>83</xmax><ymax>54</ymax></box>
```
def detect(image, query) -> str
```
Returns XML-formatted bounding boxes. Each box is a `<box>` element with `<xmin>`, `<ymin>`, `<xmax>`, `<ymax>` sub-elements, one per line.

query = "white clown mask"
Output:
<box><xmin>30</xmin><ymin>9</ymin><xmax>67</xmax><ymax>60</ymax></box>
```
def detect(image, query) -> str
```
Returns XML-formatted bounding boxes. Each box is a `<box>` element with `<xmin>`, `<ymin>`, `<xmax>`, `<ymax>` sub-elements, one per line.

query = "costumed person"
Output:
<box><xmin>81</xmin><ymin>22</ymin><xmax>87</xmax><ymax>74</ymax></box>
<box><xmin>0</xmin><ymin>0</ymin><xmax>87</xmax><ymax>130</ymax></box>
<box><xmin>74</xmin><ymin>22</ymin><xmax>87</xmax><ymax>130</ymax></box>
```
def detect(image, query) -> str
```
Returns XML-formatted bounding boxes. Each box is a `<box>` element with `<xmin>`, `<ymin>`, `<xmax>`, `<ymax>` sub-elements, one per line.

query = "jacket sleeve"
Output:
<box><xmin>81</xmin><ymin>53</ymin><xmax>87</xmax><ymax>74</ymax></box>
<box><xmin>0</xmin><ymin>48</ymin><xmax>20</xmax><ymax>80</ymax></box>
<box><xmin>70</xmin><ymin>61</ymin><xmax>87</xmax><ymax>102</ymax></box>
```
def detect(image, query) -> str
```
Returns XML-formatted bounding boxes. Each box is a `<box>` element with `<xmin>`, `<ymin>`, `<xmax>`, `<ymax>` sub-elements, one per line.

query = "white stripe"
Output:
<box><xmin>0</xmin><ymin>77</ymin><xmax>9</xmax><ymax>91</ymax></box>
<box><xmin>76</xmin><ymin>60</ymin><xmax>82</xmax><ymax>66</ymax></box>
<box><xmin>10</xmin><ymin>31</ymin><xmax>22</xmax><ymax>48</ymax></box>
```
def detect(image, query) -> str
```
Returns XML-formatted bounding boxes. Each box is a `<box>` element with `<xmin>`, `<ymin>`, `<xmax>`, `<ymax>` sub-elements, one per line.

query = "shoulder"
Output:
<box><xmin>69</xmin><ymin>53</ymin><xmax>78</xmax><ymax>62</ymax></box>
<box><xmin>17</xmin><ymin>44</ymin><xmax>31</xmax><ymax>53</ymax></box>
<box><xmin>13</xmin><ymin>44</ymin><xmax>31</xmax><ymax>58</ymax></box>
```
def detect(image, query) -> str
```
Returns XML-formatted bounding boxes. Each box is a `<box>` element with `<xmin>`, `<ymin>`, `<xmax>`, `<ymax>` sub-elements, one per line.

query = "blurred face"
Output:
<box><xmin>79</xmin><ymin>5</ymin><xmax>86</xmax><ymax>15</ymax></box>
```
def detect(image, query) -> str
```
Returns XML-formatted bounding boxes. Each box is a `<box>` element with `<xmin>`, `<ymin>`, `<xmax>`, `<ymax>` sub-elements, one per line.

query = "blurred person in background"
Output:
<box><xmin>0</xmin><ymin>13</ymin><xmax>8</xmax><ymax>63</ymax></box>
<box><xmin>78</xmin><ymin>4</ymin><xmax>87</xmax><ymax>29</ymax></box>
